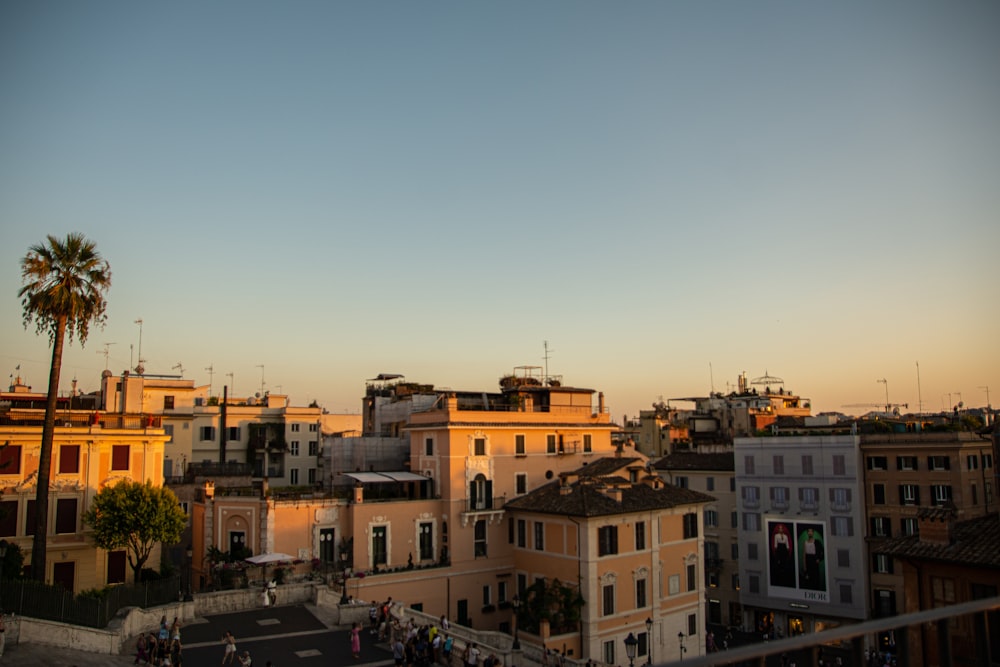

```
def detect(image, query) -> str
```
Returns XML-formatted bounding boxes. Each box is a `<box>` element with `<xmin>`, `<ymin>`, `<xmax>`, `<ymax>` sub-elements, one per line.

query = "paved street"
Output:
<box><xmin>0</xmin><ymin>604</ymin><xmax>393</xmax><ymax>667</ymax></box>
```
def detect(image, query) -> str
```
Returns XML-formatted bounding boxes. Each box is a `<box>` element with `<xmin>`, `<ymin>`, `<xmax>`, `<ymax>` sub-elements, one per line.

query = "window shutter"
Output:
<box><xmin>470</xmin><ymin>483</ymin><xmax>478</xmax><ymax>507</ymax></box>
<box><xmin>485</xmin><ymin>480</ymin><xmax>493</xmax><ymax>509</ymax></box>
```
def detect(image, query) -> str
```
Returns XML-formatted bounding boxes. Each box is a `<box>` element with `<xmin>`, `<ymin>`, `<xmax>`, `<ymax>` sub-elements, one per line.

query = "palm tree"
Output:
<box><xmin>19</xmin><ymin>233</ymin><xmax>111</xmax><ymax>582</ymax></box>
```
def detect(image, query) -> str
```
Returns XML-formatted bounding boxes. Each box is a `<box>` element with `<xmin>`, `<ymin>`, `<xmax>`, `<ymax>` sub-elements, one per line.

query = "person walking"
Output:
<box><xmin>350</xmin><ymin>622</ymin><xmax>363</xmax><ymax>659</ymax></box>
<box><xmin>221</xmin><ymin>630</ymin><xmax>237</xmax><ymax>665</ymax></box>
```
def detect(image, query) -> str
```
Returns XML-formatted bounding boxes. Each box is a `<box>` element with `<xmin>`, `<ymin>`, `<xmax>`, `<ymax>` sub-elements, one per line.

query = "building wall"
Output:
<box><xmin>735</xmin><ymin>434</ymin><xmax>868</xmax><ymax>635</ymax></box>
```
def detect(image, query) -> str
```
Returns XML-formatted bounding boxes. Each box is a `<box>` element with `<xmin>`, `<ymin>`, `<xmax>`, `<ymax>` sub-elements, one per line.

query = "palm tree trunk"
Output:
<box><xmin>31</xmin><ymin>314</ymin><xmax>66</xmax><ymax>582</ymax></box>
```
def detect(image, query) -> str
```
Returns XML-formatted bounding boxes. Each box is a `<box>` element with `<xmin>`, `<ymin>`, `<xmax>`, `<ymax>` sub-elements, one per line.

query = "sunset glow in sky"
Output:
<box><xmin>2</xmin><ymin>2</ymin><xmax>998</xmax><ymax>418</ymax></box>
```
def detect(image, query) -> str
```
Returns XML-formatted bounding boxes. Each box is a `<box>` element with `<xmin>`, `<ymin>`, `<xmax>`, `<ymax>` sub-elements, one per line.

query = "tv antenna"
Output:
<box><xmin>877</xmin><ymin>378</ymin><xmax>890</xmax><ymax>411</ymax></box>
<box><xmin>133</xmin><ymin>318</ymin><xmax>146</xmax><ymax>375</ymax></box>
<box><xmin>980</xmin><ymin>385</ymin><xmax>992</xmax><ymax>410</ymax></box>
<box><xmin>543</xmin><ymin>341</ymin><xmax>553</xmax><ymax>382</ymax></box>
<box><xmin>205</xmin><ymin>364</ymin><xmax>215</xmax><ymax>396</ymax></box>
<box><xmin>226</xmin><ymin>372</ymin><xmax>234</xmax><ymax>398</ymax></box>
<box><xmin>256</xmin><ymin>364</ymin><xmax>266</xmax><ymax>396</ymax></box>
<box><xmin>172</xmin><ymin>362</ymin><xmax>185</xmax><ymax>377</ymax></box>
<box><xmin>98</xmin><ymin>342</ymin><xmax>116</xmax><ymax>370</ymax></box>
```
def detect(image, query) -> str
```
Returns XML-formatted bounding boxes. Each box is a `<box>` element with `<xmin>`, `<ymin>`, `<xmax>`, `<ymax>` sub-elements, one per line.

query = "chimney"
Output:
<box><xmin>917</xmin><ymin>506</ymin><xmax>956</xmax><ymax>546</ymax></box>
<box><xmin>598</xmin><ymin>392</ymin><xmax>605</xmax><ymax>414</ymax></box>
<box><xmin>204</xmin><ymin>480</ymin><xmax>215</xmax><ymax>499</ymax></box>
<box><xmin>601</xmin><ymin>484</ymin><xmax>623</xmax><ymax>503</ymax></box>
<box><xmin>559</xmin><ymin>473</ymin><xmax>576</xmax><ymax>495</ymax></box>
<box><xmin>353</xmin><ymin>482</ymin><xmax>364</xmax><ymax>504</ymax></box>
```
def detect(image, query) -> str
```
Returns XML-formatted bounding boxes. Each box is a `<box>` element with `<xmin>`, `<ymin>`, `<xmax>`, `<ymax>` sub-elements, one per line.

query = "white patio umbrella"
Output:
<box><xmin>245</xmin><ymin>552</ymin><xmax>296</xmax><ymax>588</ymax></box>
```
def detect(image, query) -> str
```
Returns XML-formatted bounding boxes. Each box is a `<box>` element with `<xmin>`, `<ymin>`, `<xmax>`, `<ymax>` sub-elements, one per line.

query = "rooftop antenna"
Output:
<box><xmin>542</xmin><ymin>341</ymin><xmax>553</xmax><ymax>383</ymax></box>
<box><xmin>709</xmin><ymin>362</ymin><xmax>715</xmax><ymax>393</ymax></box>
<box><xmin>877</xmin><ymin>378</ymin><xmax>889</xmax><ymax>412</ymax></box>
<box><xmin>205</xmin><ymin>364</ymin><xmax>215</xmax><ymax>397</ymax></box>
<box><xmin>172</xmin><ymin>362</ymin><xmax>185</xmax><ymax>377</ymax></box>
<box><xmin>256</xmin><ymin>364</ymin><xmax>266</xmax><ymax>396</ymax></box>
<box><xmin>980</xmin><ymin>385</ymin><xmax>991</xmax><ymax>409</ymax></box>
<box><xmin>226</xmin><ymin>372</ymin><xmax>234</xmax><ymax>400</ymax></box>
<box><xmin>916</xmin><ymin>362</ymin><xmax>923</xmax><ymax>414</ymax></box>
<box><xmin>98</xmin><ymin>342</ymin><xmax>116</xmax><ymax>371</ymax></box>
<box><xmin>133</xmin><ymin>318</ymin><xmax>145</xmax><ymax>375</ymax></box>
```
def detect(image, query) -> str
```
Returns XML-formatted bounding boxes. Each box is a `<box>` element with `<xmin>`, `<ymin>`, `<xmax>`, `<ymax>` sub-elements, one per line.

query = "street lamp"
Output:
<box><xmin>184</xmin><ymin>544</ymin><xmax>194</xmax><ymax>601</ymax></box>
<box><xmin>677</xmin><ymin>632</ymin><xmax>686</xmax><ymax>661</ymax></box>
<box><xmin>645</xmin><ymin>617</ymin><xmax>653</xmax><ymax>665</ymax></box>
<box><xmin>511</xmin><ymin>594</ymin><xmax>521</xmax><ymax>649</ymax></box>
<box><xmin>624</xmin><ymin>632</ymin><xmax>638</xmax><ymax>667</ymax></box>
<box><xmin>339</xmin><ymin>551</ymin><xmax>350</xmax><ymax>604</ymax></box>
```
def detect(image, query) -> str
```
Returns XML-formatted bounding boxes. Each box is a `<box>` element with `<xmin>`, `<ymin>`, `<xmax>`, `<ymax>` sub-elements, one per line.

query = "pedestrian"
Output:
<box><xmin>442</xmin><ymin>634</ymin><xmax>454</xmax><ymax>667</ymax></box>
<box><xmin>350</xmin><ymin>622</ymin><xmax>362</xmax><ymax>659</ymax></box>
<box><xmin>171</xmin><ymin>617</ymin><xmax>182</xmax><ymax>645</ymax></box>
<box><xmin>239</xmin><ymin>649</ymin><xmax>253</xmax><ymax>667</ymax></box>
<box><xmin>370</xmin><ymin>603</ymin><xmax>380</xmax><ymax>634</ymax></box>
<box><xmin>134</xmin><ymin>633</ymin><xmax>148</xmax><ymax>665</ymax></box>
<box><xmin>440</xmin><ymin>615</ymin><xmax>450</xmax><ymax>631</ymax></box>
<box><xmin>465</xmin><ymin>642</ymin><xmax>481</xmax><ymax>667</ymax></box>
<box><xmin>221</xmin><ymin>630</ymin><xmax>237</xmax><ymax>665</ymax></box>
<box><xmin>393</xmin><ymin>636</ymin><xmax>406</xmax><ymax>667</ymax></box>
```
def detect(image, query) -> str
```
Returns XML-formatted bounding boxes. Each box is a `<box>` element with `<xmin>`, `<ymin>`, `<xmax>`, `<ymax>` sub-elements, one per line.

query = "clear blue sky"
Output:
<box><xmin>2</xmin><ymin>1</ymin><xmax>998</xmax><ymax>417</ymax></box>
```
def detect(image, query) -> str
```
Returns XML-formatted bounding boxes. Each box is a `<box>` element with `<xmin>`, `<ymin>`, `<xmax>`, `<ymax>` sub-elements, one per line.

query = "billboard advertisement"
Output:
<box><xmin>767</xmin><ymin>519</ymin><xmax>827</xmax><ymax>602</ymax></box>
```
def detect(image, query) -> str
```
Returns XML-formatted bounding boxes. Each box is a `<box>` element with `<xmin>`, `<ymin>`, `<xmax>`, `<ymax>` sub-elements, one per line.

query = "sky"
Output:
<box><xmin>1</xmin><ymin>1</ymin><xmax>998</xmax><ymax>419</ymax></box>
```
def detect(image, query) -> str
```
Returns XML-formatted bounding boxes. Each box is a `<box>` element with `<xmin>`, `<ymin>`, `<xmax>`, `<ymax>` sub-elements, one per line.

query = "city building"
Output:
<box><xmin>735</xmin><ymin>434</ymin><xmax>868</xmax><ymax>637</ymax></box>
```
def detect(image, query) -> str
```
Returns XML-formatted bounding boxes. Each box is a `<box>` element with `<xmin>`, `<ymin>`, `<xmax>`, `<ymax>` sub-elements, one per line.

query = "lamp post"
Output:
<box><xmin>512</xmin><ymin>594</ymin><xmax>521</xmax><ymax>649</ymax></box>
<box><xmin>645</xmin><ymin>617</ymin><xmax>653</xmax><ymax>665</ymax></box>
<box><xmin>624</xmin><ymin>632</ymin><xmax>638</xmax><ymax>667</ymax></box>
<box><xmin>184</xmin><ymin>544</ymin><xmax>194</xmax><ymax>600</ymax></box>
<box><xmin>339</xmin><ymin>551</ymin><xmax>350</xmax><ymax>604</ymax></box>
<box><xmin>677</xmin><ymin>632</ymin><xmax>686</xmax><ymax>661</ymax></box>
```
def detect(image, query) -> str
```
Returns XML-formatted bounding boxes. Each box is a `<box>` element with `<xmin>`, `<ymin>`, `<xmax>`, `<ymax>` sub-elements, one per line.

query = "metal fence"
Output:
<box><xmin>0</xmin><ymin>574</ymin><xmax>181</xmax><ymax>629</ymax></box>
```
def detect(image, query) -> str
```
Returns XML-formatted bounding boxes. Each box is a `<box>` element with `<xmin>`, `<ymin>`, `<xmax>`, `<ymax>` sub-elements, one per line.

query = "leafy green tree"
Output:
<box><xmin>83</xmin><ymin>480</ymin><xmax>186</xmax><ymax>583</ymax></box>
<box><xmin>19</xmin><ymin>233</ymin><xmax>111</xmax><ymax>581</ymax></box>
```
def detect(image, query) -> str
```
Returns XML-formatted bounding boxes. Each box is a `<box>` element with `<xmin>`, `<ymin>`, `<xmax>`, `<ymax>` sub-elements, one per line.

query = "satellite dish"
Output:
<box><xmin>255</xmin><ymin>392</ymin><xmax>261</xmax><ymax>398</ymax></box>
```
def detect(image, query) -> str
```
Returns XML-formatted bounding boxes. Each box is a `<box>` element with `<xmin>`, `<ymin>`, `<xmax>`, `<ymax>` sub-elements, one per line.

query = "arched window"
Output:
<box><xmin>470</xmin><ymin>474</ymin><xmax>493</xmax><ymax>510</ymax></box>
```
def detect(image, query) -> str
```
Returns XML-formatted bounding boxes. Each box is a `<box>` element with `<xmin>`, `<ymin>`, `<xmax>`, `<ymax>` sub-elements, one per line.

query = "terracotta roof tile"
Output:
<box><xmin>876</xmin><ymin>513</ymin><xmax>1000</xmax><ymax>569</ymax></box>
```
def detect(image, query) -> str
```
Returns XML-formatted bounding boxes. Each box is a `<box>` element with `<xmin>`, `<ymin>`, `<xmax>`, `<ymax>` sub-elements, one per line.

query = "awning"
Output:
<box><xmin>342</xmin><ymin>471</ymin><xmax>428</xmax><ymax>483</ymax></box>
<box><xmin>380</xmin><ymin>471</ymin><xmax>427</xmax><ymax>482</ymax></box>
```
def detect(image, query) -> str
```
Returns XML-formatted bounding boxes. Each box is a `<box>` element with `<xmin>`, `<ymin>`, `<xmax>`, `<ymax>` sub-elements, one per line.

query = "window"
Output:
<box><xmin>309</xmin><ymin>423</ymin><xmax>318</xmax><ymax>432</ymax></box>
<box><xmin>482</xmin><ymin>585</ymin><xmax>492</xmax><ymax>606</ymax></box>
<box><xmin>291</xmin><ymin>423</ymin><xmax>300</xmax><ymax>432</ymax></box>
<box><xmin>984</xmin><ymin>454</ymin><xmax>994</xmax><ymax>469</ymax></box>
<box><xmin>731</xmin><ymin>511</ymin><xmax>738</xmax><ymax>529</ymax></box>
<box><xmin>742</xmin><ymin>486</ymin><xmax>760</xmax><ymax>508</ymax></box>
<box><xmin>583</xmin><ymin>434</ymin><xmax>592</xmax><ymax>453</ymax></box>
<box><xmin>307</xmin><ymin>468</ymin><xmax>316</xmax><ymax>484</ymax></box>
<box><xmin>163</xmin><ymin>395</ymin><xmax>175</xmax><ymax>410</ymax></box>
<box><xmin>372</xmin><ymin>526</ymin><xmax>387</xmax><ymax>565</ymax></box>
<box><xmin>688</xmin><ymin>613</ymin><xmax>697</xmax><ymax>636</ymax></box>
<box><xmin>498</xmin><ymin>581</ymin><xmax>508</xmax><ymax>604</ymax></box>
<box><xmin>833</xmin><ymin>455</ymin><xmax>846</xmax><ymax>476</ymax></box>
<box><xmin>59</xmin><ymin>445</ymin><xmax>80</xmax><ymax>474</ymax></box>
<box><xmin>867</xmin><ymin>456</ymin><xmax>888</xmax><ymax>471</ymax></box>
<box><xmin>967</xmin><ymin>455</ymin><xmax>979</xmax><ymax>470</ymax></box>
<box><xmin>747</xmin><ymin>543</ymin><xmax>758</xmax><ymax>560</ymax></box>
<box><xmin>546</xmin><ymin>435</ymin><xmax>556</xmax><ymax>454</ymax></box>
<box><xmin>227</xmin><ymin>426</ymin><xmax>240</xmax><ymax>441</ymax></box>
<box><xmin>687</xmin><ymin>563</ymin><xmax>697</xmax><ymax>591</ymax></box>
<box><xmin>474</xmin><ymin>438</ymin><xmax>486</xmax><ymax>456</ymax></box>
<box><xmin>743</xmin><ymin>513</ymin><xmax>760</xmax><ymax>532</ymax></box>
<box><xmin>840</xmin><ymin>584</ymin><xmax>853</xmax><ymax>605</ymax></box>
<box><xmin>602</xmin><ymin>584</ymin><xmax>615</xmax><ymax>616</ymax></box>
<box><xmin>801</xmin><ymin>455</ymin><xmax>813</xmax><ymax>476</ymax></box>
<box><xmin>749</xmin><ymin>574</ymin><xmax>760</xmax><ymax>594</ymax></box>
<box><xmin>0</xmin><ymin>500</ymin><xmax>17</xmax><ymax>536</ymax></box>
<box><xmin>200</xmin><ymin>426</ymin><xmax>216</xmax><ymax>441</ymax></box>
<box><xmin>602</xmin><ymin>641</ymin><xmax>615</xmax><ymax>665</ymax></box>
<box><xmin>730</xmin><ymin>477</ymin><xmax>736</xmax><ymax>491</ymax></box>
<box><xmin>598</xmin><ymin>526</ymin><xmax>618</xmax><ymax>556</ymax></box>
<box><xmin>515</xmin><ymin>473</ymin><xmax>527</xmax><ymax>495</ymax></box>
<box><xmin>668</xmin><ymin>574</ymin><xmax>680</xmax><ymax>595</ymax></box>
<box><xmin>770</xmin><ymin>487</ymin><xmax>789</xmax><ymax>510</ymax></box>
<box><xmin>636</xmin><ymin>578</ymin><xmax>647</xmax><ymax>608</ymax></box>
<box><xmin>901</xmin><ymin>517</ymin><xmax>918</xmax><ymax>536</ymax></box>
<box><xmin>675</xmin><ymin>476</ymin><xmax>689</xmax><ymax>489</ymax></box>
<box><xmin>308</xmin><ymin>441</ymin><xmax>318</xmax><ymax>456</ymax></box>
<box><xmin>290</xmin><ymin>468</ymin><xmax>299</xmax><ymax>484</ymax></box>
<box><xmin>744</xmin><ymin>455</ymin><xmax>755</xmax><ymax>475</ymax></box>
<box><xmin>164</xmin><ymin>424</ymin><xmax>174</xmax><ymax>441</ymax></box>
<box><xmin>732</xmin><ymin>573</ymin><xmax>740</xmax><ymax>591</ymax></box>
<box><xmin>534</xmin><ymin>521</ymin><xmax>544</xmax><ymax>551</ymax></box>
<box><xmin>972</xmin><ymin>483</ymin><xmax>978</xmax><ymax>505</ymax></box>
<box><xmin>837</xmin><ymin>549</ymin><xmax>850</xmax><ymax>568</ymax></box>
<box><xmin>773</xmin><ymin>455</ymin><xmax>784</xmax><ymax>475</ymax></box>
<box><xmin>111</xmin><ymin>445</ymin><xmax>130</xmax><ymax>471</ymax></box>
<box><xmin>873</xmin><ymin>554</ymin><xmax>894</xmax><ymax>574</ymax></box>
<box><xmin>900</xmin><ymin>484</ymin><xmax>920</xmax><ymax>505</ymax></box>
<box><xmin>474</xmin><ymin>520</ymin><xmax>488</xmax><ymax>557</ymax></box>
<box><xmin>831</xmin><ymin>516</ymin><xmax>853</xmax><ymax>537</ymax></box>
<box><xmin>873</xmin><ymin>484</ymin><xmax>886</xmax><ymax>505</ymax></box>
<box><xmin>931</xmin><ymin>576</ymin><xmax>956</xmax><ymax>608</ymax></box>
<box><xmin>706</xmin><ymin>477</ymin><xmax>715</xmax><ymax>491</ymax></box>
<box><xmin>871</xmin><ymin>517</ymin><xmax>891</xmax><ymax>538</ymax></box>
<box><xmin>683</xmin><ymin>513</ymin><xmax>698</xmax><ymax>539</ymax></box>
<box><xmin>515</xmin><ymin>435</ymin><xmax>525</xmax><ymax>455</ymax></box>
<box><xmin>635</xmin><ymin>521</ymin><xmax>646</xmax><ymax>550</ymax></box>
<box><xmin>800</xmin><ymin>487</ymin><xmax>819</xmax><ymax>511</ymax></box>
<box><xmin>897</xmin><ymin>456</ymin><xmax>918</xmax><ymax>471</ymax></box>
<box><xmin>830</xmin><ymin>487</ymin><xmax>851</xmax><ymax>511</ymax></box>
<box><xmin>928</xmin><ymin>456</ymin><xmax>951</xmax><ymax>471</ymax></box>
<box><xmin>932</xmin><ymin>484</ymin><xmax>952</xmax><ymax>505</ymax></box>
<box><xmin>731</xmin><ymin>543</ymin><xmax>739</xmax><ymax>560</ymax></box>
<box><xmin>55</xmin><ymin>497</ymin><xmax>78</xmax><ymax>534</ymax></box>
<box><xmin>516</xmin><ymin>519</ymin><xmax>526</xmax><ymax>548</ymax></box>
<box><xmin>704</xmin><ymin>509</ymin><xmax>719</xmax><ymax>528</ymax></box>
<box><xmin>290</xmin><ymin>441</ymin><xmax>300</xmax><ymax>456</ymax></box>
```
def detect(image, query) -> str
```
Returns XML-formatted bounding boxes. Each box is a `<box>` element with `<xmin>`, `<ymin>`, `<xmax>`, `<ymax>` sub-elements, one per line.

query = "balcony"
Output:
<box><xmin>461</xmin><ymin>496</ymin><xmax>506</xmax><ymax>527</ymax></box>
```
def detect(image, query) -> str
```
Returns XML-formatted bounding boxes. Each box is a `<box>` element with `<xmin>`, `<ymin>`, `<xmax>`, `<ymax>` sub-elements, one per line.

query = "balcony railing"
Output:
<box><xmin>0</xmin><ymin>410</ymin><xmax>161</xmax><ymax>430</ymax></box>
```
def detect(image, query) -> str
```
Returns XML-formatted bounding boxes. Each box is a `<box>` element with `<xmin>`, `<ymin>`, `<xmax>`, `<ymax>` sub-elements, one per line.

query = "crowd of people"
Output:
<box><xmin>133</xmin><ymin>615</ymin><xmax>183</xmax><ymax>666</ymax></box>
